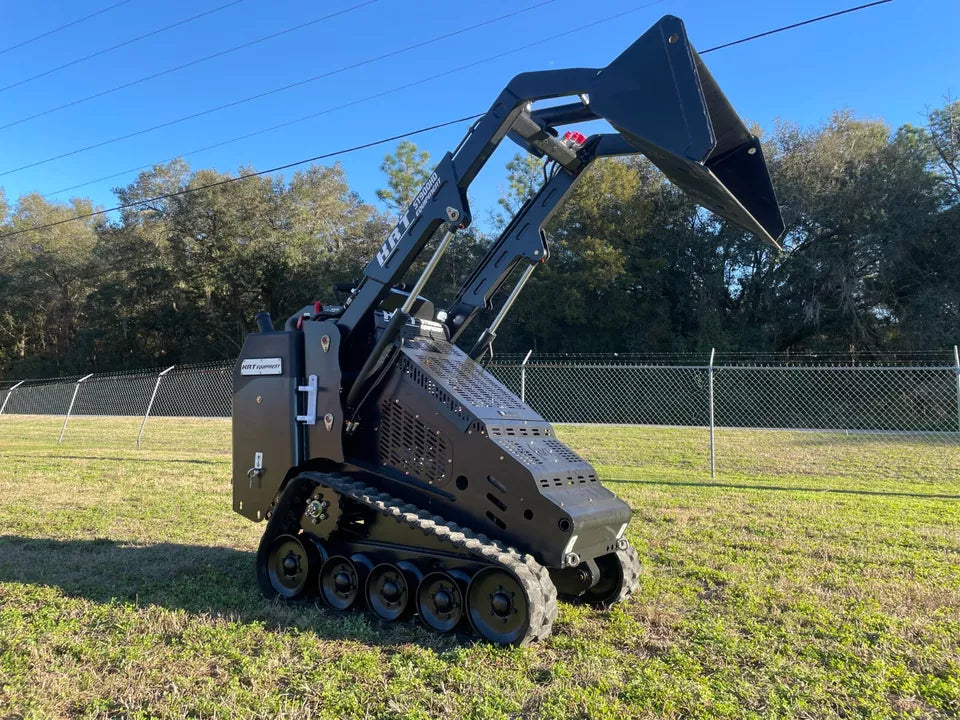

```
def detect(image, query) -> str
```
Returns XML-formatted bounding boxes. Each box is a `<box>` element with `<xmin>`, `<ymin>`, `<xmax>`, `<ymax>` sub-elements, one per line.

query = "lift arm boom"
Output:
<box><xmin>335</xmin><ymin>14</ymin><xmax>785</xmax><ymax>403</ymax></box>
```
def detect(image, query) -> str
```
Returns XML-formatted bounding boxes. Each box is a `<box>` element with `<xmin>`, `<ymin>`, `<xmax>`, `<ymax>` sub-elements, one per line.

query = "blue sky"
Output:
<box><xmin>0</xmin><ymin>0</ymin><xmax>957</xmax><ymax>228</ymax></box>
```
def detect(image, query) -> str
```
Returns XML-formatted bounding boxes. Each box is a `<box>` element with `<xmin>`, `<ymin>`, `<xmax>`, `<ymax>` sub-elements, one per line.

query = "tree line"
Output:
<box><xmin>0</xmin><ymin>101</ymin><xmax>957</xmax><ymax>378</ymax></box>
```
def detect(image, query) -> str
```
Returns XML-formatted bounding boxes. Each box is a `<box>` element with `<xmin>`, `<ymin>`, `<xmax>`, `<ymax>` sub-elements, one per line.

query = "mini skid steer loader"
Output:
<box><xmin>231</xmin><ymin>15</ymin><xmax>784</xmax><ymax>645</ymax></box>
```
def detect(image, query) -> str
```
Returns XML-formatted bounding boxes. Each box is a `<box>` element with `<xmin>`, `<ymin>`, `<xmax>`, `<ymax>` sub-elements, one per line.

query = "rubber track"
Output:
<box><xmin>255</xmin><ymin>473</ymin><xmax>318</xmax><ymax>599</ymax></box>
<box><xmin>608</xmin><ymin>544</ymin><xmax>641</xmax><ymax>606</ymax></box>
<box><xmin>261</xmin><ymin>471</ymin><xmax>559</xmax><ymax>645</ymax></box>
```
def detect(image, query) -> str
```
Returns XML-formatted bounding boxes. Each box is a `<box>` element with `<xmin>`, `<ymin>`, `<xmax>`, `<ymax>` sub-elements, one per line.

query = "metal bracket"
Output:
<box><xmin>296</xmin><ymin>374</ymin><xmax>318</xmax><ymax>425</ymax></box>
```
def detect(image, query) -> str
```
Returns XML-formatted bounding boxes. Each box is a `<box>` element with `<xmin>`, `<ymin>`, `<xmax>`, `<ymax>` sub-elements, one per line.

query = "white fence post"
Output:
<box><xmin>138</xmin><ymin>365</ymin><xmax>175</xmax><ymax>448</ymax></box>
<box><xmin>954</xmin><ymin>345</ymin><xmax>959</xmax><ymax>434</ymax></box>
<box><xmin>0</xmin><ymin>379</ymin><xmax>25</xmax><ymax>415</ymax></box>
<box><xmin>521</xmin><ymin>349</ymin><xmax>533</xmax><ymax>403</ymax></box>
<box><xmin>708</xmin><ymin>348</ymin><xmax>716</xmax><ymax>480</ymax></box>
<box><xmin>58</xmin><ymin>373</ymin><xmax>93</xmax><ymax>445</ymax></box>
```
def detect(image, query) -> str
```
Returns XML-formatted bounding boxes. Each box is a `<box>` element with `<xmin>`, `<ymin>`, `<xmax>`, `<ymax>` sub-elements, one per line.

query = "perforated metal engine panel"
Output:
<box><xmin>488</xmin><ymin>427</ymin><xmax>599</xmax><ymax>490</ymax></box>
<box><xmin>367</xmin><ymin>335</ymin><xmax>629</xmax><ymax>567</ymax></box>
<box><xmin>400</xmin><ymin>338</ymin><xmax>541</xmax><ymax>422</ymax></box>
<box><xmin>378</xmin><ymin>398</ymin><xmax>452</xmax><ymax>486</ymax></box>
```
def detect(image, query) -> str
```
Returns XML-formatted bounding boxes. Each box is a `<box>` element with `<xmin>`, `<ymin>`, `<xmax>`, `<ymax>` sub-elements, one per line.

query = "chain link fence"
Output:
<box><xmin>2</xmin><ymin>349</ymin><xmax>958</xmax><ymax>480</ymax></box>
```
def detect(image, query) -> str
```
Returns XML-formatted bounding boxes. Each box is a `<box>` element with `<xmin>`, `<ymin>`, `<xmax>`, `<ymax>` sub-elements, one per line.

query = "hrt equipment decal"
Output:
<box><xmin>376</xmin><ymin>171</ymin><xmax>442</xmax><ymax>267</ymax></box>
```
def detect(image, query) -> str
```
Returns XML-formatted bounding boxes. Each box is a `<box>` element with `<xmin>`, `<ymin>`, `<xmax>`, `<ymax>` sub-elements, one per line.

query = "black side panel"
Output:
<box><xmin>233</xmin><ymin>332</ymin><xmax>302</xmax><ymax>520</ymax></box>
<box><xmin>303</xmin><ymin>320</ymin><xmax>345</xmax><ymax>463</ymax></box>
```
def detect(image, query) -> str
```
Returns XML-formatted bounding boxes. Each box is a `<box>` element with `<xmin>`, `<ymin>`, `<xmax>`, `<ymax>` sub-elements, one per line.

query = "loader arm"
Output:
<box><xmin>332</xmin><ymin>14</ymin><xmax>784</xmax><ymax>406</ymax></box>
<box><xmin>446</xmin><ymin>133</ymin><xmax>643</xmax><ymax>359</ymax></box>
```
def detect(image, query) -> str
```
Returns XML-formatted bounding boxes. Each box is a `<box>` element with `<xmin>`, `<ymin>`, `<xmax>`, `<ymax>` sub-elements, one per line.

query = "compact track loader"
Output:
<box><xmin>232</xmin><ymin>15</ymin><xmax>784</xmax><ymax>644</ymax></box>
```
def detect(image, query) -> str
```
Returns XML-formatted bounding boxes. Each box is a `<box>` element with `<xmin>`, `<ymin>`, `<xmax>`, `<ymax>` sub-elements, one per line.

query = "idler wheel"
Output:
<box><xmin>583</xmin><ymin>546</ymin><xmax>639</xmax><ymax>607</ymax></box>
<box><xmin>320</xmin><ymin>555</ymin><xmax>360</xmax><ymax>610</ymax></box>
<box><xmin>265</xmin><ymin>534</ymin><xmax>311</xmax><ymax>599</ymax></box>
<box><xmin>466</xmin><ymin>566</ymin><xmax>530</xmax><ymax>645</ymax></box>
<box><xmin>416</xmin><ymin>572</ymin><xmax>464</xmax><ymax>633</ymax></box>
<box><xmin>366</xmin><ymin>563</ymin><xmax>411</xmax><ymax>621</ymax></box>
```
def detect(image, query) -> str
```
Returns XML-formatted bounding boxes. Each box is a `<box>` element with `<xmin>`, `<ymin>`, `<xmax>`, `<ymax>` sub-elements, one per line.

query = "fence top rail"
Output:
<box><xmin>716</xmin><ymin>365</ymin><xmax>956</xmax><ymax>372</ymax></box>
<box><xmin>492</xmin><ymin>351</ymin><xmax>957</xmax><ymax>363</ymax></box>
<box><xmin>489</xmin><ymin>363</ymin><xmax>956</xmax><ymax>371</ymax></box>
<box><xmin>492</xmin><ymin>363</ymin><xmax>713</xmax><ymax>370</ymax></box>
<box><xmin>168</xmin><ymin>361</ymin><xmax>231</xmax><ymax>374</ymax></box>
<box><xmin>3</xmin><ymin>356</ymin><xmax>957</xmax><ymax>387</ymax></box>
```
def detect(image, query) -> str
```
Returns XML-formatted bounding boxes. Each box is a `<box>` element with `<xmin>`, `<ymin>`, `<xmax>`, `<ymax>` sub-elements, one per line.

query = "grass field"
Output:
<box><xmin>1</xmin><ymin>416</ymin><xmax>958</xmax><ymax>719</ymax></box>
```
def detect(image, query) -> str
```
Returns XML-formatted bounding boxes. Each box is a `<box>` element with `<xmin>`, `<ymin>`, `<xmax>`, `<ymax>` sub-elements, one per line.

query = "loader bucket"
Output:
<box><xmin>588</xmin><ymin>15</ymin><xmax>785</xmax><ymax>247</ymax></box>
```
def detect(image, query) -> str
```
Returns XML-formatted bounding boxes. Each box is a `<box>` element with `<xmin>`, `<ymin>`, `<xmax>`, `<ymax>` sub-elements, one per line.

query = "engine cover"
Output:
<box><xmin>360</xmin><ymin>336</ymin><xmax>631</xmax><ymax>568</ymax></box>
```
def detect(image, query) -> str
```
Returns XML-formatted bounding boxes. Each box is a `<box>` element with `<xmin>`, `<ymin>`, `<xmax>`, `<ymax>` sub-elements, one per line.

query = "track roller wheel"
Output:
<box><xmin>262</xmin><ymin>533</ymin><xmax>312</xmax><ymax>599</ymax></box>
<box><xmin>305</xmin><ymin>536</ymin><xmax>330</xmax><ymax>566</ymax></box>
<box><xmin>417</xmin><ymin>571</ymin><xmax>464</xmax><ymax>633</ymax></box>
<box><xmin>365</xmin><ymin>563</ymin><xmax>412</xmax><ymax>621</ymax></box>
<box><xmin>466</xmin><ymin>566</ymin><xmax>531</xmax><ymax>644</ymax></box>
<box><xmin>320</xmin><ymin>555</ymin><xmax>360</xmax><ymax>610</ymax></box>
<box><xmin>583</xmin><ymin>545</ymin><xmax>641</xmax><ymax>607</ymax></box>
<box><xmin>350</xmin><ymin>553</ymin><xmax>374</xmax><ymax>586</ymax></box>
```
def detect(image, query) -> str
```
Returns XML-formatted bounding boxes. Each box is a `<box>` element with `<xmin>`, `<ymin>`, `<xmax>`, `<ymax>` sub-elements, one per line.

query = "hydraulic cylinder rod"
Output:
<box><xmin>469</xmin><ymin>263</ymin><xmax>537</xmax><ymax>360</ymax></box>
<box><xmin>345</xmin><ymin>229</ymin><xmax>456</xmax><ymax>410</ymax></box>
<box><xmin>402</xmin><ymin>230</ymin><xmax>455</xmax><ymax>314</ymax></box>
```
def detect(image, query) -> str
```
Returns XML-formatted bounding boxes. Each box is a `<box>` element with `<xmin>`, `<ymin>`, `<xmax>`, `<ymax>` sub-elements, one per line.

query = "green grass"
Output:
<box><xmin>1</xmin><ymin>416</ymin><xmax>958</xmax><ymax>719</ymax></box>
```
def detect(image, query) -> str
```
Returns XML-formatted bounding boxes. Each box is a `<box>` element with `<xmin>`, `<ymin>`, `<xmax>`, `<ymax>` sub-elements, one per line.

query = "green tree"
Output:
<box><xmin>495</xmin><ymin>153</ymin><xmax>544</xmax><ymax>223</ymax></box>
<box><xmin>375</xmin><ymin>141</ymin><xmax>430</xmax><ymax>215</ymax></box>
<box><xmin>3</xmin><ymin>99</ymin><xmax>960</xmax><ymax>378</ymax></box>
<box><xmin>926</xmin><ymin>99</ymin><xmax>960</xmax><ymax>198</ymax></box>
<box><xmin>0</xmin><ymin>194</ymin><xmax>99</xmax><ymax>374</ymax></box>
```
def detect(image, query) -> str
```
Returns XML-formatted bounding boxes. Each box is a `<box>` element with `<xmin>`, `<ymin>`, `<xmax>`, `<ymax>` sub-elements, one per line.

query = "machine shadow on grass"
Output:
<box><xmin>0</xmin><ymin>534</ymin><xmax>467</xmax><ymax>648</ymax></box>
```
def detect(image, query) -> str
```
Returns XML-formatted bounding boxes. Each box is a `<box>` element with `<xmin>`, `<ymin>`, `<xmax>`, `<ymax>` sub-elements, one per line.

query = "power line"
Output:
<box><xmin>698</xmin><ymin>0</ymin><xmax>893</xmax><ymax>53</ymax></box>
<box><xmin>1</xmin><ymin>0</ymin><xmax>896</xmax><ymax>240</ymax></box>
<box><xmin>43</xmin><ymin>1</ymin><xmax>669</xmax><ymax>198</ymax></box>
<box><xmin>0</xmin><ymin>0</ymin><xmax>555</xmax><ymax>177</ymax></box>
<box><xmin>0</xmin><ymin>0</ymin><xmax>378</xmax><ymax>131</ymax></box>
<box><xmin>0</xmin><ymin>116</ymin><xmax>484</xmax><ymax>240</ymax></box>
<box><xmin>0</xmin><ymin>0</ymin><xmax>138</xmax><ymax>56</ymax></box>
<box><xmin>0</xmin><ymin>0</ymin><xmax>247</xmax><ymax>94</ymax></box>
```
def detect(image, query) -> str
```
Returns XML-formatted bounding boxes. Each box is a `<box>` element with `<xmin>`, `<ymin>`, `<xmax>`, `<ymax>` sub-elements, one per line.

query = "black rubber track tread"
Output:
<box><xmin>255</xmin><ymin>474</ymin><xmax>317</xmax><ymax>600</ymax></box>
<box><xmin>266</xmin><ymin>471</ymin><xmax>558</xmax><ymax>645</ymax></box>
<box><xmin>606</xmin><ymin>544</ymin><xmax>641</xmax><ymax>607</ymax></box>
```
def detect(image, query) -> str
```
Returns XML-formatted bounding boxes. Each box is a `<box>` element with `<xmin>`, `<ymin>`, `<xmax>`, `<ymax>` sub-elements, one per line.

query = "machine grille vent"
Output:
<box><xmin>496</xmin><ymin>437</ymin><xmax>585</xmax><ymax>467</ymax></box>
<box><xmin>397</xmin><ymin>356</ymin><xmax>469</xmax><ymax>421</ymax></box>
<box><xmin>417</xmin><ymin>355</ymin><xmax>526</xmax><ymax>410</ymax></box>
<box><xmin>539</xmin><ymin>472</ymin><xmax>599</xmax><ymax>489</ymax></box>
<box><xmin>379</xmin><ymin>399</ymin><xmax>452</xmax><ymax>485</ymax></box>
<box><xmin>488</xmin><ymin>425</ymin><xmax>550</xmax><ymax>437</ymax></box>
<box><xmin>541</xmin><ymin>438</ymin><xmax>584</xmax><ymax>463</ymax></box>
<box><xmin>498</xmin><ymin>438</ymin><xmax>546</xmax><ymax>467</ymax></box>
